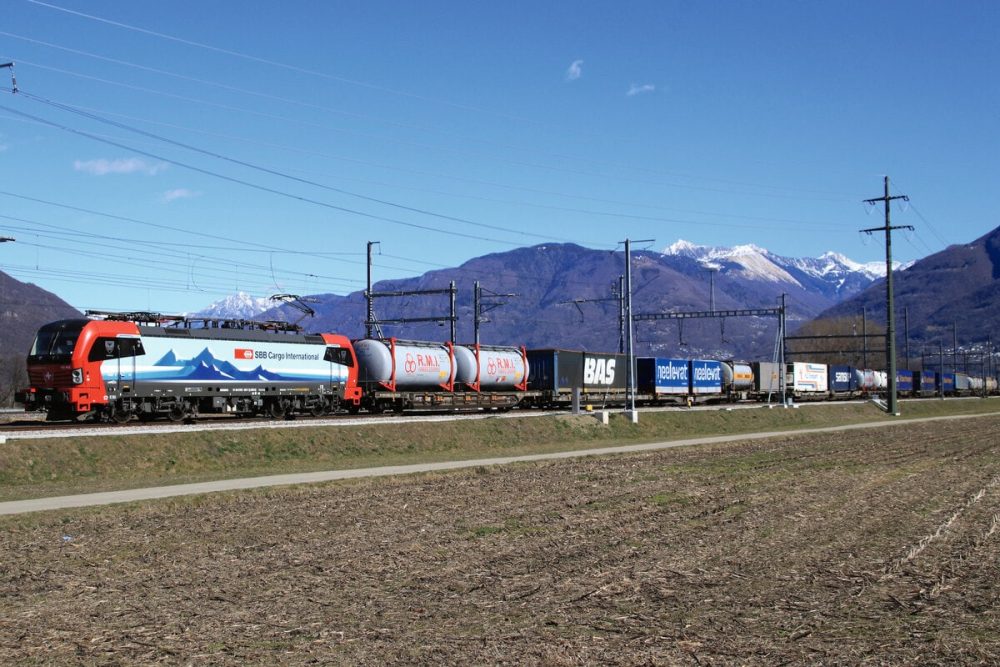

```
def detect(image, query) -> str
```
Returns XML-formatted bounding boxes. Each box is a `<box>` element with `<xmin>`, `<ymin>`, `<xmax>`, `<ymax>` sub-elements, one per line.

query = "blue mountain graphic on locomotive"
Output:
<box><xmin>113</xmin><ymin>346</ymin><xmax>333</xmax><ymax>383</ymax></box>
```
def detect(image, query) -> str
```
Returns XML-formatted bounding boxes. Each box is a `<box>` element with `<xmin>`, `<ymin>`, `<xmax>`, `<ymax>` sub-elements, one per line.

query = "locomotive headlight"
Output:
<box><xmin>71</xmin><ymin>368</ymin><xmax>83</xmax><ymax>384</ymax></box>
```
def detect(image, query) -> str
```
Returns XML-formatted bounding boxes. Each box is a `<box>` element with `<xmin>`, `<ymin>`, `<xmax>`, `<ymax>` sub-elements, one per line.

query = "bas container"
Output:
<box><xmin>526</xmin><ymin>349</ymin><xmax>627</xmax><ymax>407</ymax></box>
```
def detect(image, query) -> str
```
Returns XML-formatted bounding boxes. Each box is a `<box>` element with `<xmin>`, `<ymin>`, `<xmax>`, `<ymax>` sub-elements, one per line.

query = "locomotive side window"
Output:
<box><xmin>324</xmin><ymin>347</ymin><xmax>354</xmax><ymax>366</ymax></box>
<box><xmin>88</xmin><ymin>337</ymin><xmax>147</xmax><ymax>361</ymax></box>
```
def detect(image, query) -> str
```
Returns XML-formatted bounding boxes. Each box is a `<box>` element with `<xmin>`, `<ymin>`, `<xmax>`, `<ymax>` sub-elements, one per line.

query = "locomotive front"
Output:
<box><xmin>17</xmin><ymin>318</ymin><xmax>139</xmax><ymax>420</ymax></box>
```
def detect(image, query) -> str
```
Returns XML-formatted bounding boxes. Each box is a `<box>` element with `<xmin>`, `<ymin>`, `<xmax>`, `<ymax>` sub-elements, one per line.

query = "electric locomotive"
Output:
<box><xmin>16</xmin><ymin>313</ymin><xmax>361</xmax><ymax>422</ymax></box>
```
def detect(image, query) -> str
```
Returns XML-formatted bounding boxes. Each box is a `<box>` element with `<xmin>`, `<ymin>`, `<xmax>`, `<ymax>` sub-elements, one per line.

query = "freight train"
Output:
<box><xmin>14</xmin><ymin>313</ymin><xmax>999</xmax><ymax>422</ymax></box>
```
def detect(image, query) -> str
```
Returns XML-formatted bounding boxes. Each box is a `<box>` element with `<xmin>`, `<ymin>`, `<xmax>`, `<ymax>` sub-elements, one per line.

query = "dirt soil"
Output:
<box><xmin>1</xmin><ymin>416</ymin><xmax>999</xmax><ymax>665</ymax></box>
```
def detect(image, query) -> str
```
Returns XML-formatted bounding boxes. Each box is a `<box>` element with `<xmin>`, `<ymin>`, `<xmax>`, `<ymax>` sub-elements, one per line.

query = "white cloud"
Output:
<box><xmin>162</xmin><ymin>188</ymin><xmax>200</xmax><ymax>202</ymax></box>
<box><xmin>565</xmin><ymin>59</ymin><xmax>583</xmax><ymax>81</ymax></box>
<box><xmin>627</xmin><ymin>83</ymin><xmax>656</xmax><ymax>97</ymax></box>
<box><xmin>73</xmin><ymin>157</ymin><xmax>166</xmax><ymax>176</ymax></box>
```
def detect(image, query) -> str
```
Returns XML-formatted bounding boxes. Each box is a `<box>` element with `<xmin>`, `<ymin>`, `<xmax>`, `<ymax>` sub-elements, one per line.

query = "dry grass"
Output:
<box><xmin>1</xmin><ymin>414</ymin><xmax>999</xmax><ymax>664</ymax></box>
<box><xmin>2</xmin><ymin>398</ymin><xmax>999</xmax><ymax>502</ymax></box>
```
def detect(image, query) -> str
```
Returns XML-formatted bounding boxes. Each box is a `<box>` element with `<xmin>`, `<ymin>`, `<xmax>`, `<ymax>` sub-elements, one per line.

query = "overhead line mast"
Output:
<box><xmin>861</xmin><ymin>176</ymin><xmax>912</xmax><ymax>416</ymax></box>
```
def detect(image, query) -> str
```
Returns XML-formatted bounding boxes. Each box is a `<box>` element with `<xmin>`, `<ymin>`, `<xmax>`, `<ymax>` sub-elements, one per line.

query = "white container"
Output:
<box><xmin>354</xmin><ymin>339</ymin><xmax>455</xmax><ymax>389</ymax></box>
<box><xmin>453</xmin><ymin>345</ymin><xmax>528</xmax><ymax>389</ymax></box>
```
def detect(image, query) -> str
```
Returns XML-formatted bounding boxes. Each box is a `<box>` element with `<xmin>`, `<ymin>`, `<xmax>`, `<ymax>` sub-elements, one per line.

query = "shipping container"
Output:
<box><xmin>690</xmin><ymin>359</ymin><xmax>723</xmax><ymax>395</ymax></box>
<box><xmin>790</xmin><ymin>362</ymin><xmax>828</xmax><ymax>393</ymax></box>
<box><xmin>829</xmin><ymin>365</ymin><xmax>857</xmax><ymax>393</ymax></box>
<box><xmin>941</xmin><ymin>373</ymin><xmax>956</xmax><ymax>394</ymax></box>
<box><xmin>853</xmin><ymin>368</ymin><xmax>878</xmax><ymax>392</ymax></box>
<box><xmin>721</xmin><ymin>362</ymin><xmax>753</xmax><ymax>392</ymax></box>
<box><xmin>636</xmin><ymin>357</ymin><xmax>689</xmax><ymax>395</ymax></box>
<box><xmin>752</xmin><ymin>361</ymin><xmax>783</xmax><ymax>394</ymax></box>
<box><xmin>526</xmin><ymin>349</ymin><xmax>627</xmax><ymax>394</ymax></box>
<box><xmin>896</xmin><ymin>369</ymin><xmax>914</xmax><ymax>393</ymax></box>
<box><xmin>917</xmin><ymin>370</ymin><xmax>938</xmax><ymax>394</ymax></box>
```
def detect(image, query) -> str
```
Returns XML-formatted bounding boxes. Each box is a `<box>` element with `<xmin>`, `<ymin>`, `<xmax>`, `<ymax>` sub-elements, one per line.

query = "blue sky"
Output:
<box><xmin>0</xmin><ymin>0</ymin><xmax>997</xmax><ymax>314</ymax></box>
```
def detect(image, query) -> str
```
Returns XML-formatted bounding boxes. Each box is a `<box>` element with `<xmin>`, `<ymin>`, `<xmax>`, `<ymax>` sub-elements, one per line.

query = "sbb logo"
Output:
<box><xmin>235</xmin><ymin>348</ymin><xmax>254</xmax><ymax>360</ymax></box>
<box><xmin>584</xmin><ymin>358</ymin><xmax>616</xmax><ymax>385</ymax></box>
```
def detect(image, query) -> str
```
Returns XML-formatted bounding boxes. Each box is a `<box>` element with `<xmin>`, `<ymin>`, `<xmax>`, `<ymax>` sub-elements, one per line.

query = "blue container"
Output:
<box><xmin>941</xmin><ymin>373</ymin><xmax>956</xmax><ymax>394</ymax></box>
<box><xmin>918</xmin><ymin>370</ymin><xmax>938</xmax><ymax>393</ymax></box>
<box><xmin>690</xmin><ymin>359</ymin><xmax>723</xmax><ymax>395</ymax></box>
<box><xmin>636</xmin><ymin>358</ymin><xmax>689</xmax><ymax>395</ymax></box>
<box><xmin>829</xmin><ymin>365</ymin><xmax>857</xmax><ymax>393</ymax></box>
<box><xmin>896</xmin><ymin>369</ymin><xmax>913</xmax><ymax>392</ymax></box>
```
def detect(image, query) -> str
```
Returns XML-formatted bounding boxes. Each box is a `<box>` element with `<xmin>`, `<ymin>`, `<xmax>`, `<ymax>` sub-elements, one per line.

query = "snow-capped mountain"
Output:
<box><xmin>192</xmin><ymin>291</ymin><xmax>275</xmax><ymax>320</ymax></box>
<box><xmin>662</xmin><ymin>239</ymin><xmax>903</xmax><ymax>296</ymax></box>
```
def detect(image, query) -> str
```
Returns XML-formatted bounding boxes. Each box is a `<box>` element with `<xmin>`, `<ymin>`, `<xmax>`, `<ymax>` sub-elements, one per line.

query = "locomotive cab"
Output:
<box><xmin>18</xmin><ymin>318</ymin><xmax>141</xmax><ymax>420</ymax></box>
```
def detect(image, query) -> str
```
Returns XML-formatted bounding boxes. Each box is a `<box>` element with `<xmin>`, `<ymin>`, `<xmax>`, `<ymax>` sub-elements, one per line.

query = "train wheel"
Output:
<box><xmin>267</xmin><ymin>401</ymin><xmax>286</xmax><ymax>419</ymax></box>
<box><xmin>110</xmin><ymin>405</ymin><xmax>132</xmax><ymax>424</ymax></box>
<box><xmin>167</xmin><ymin>405</ymin><xmax>187</xmax><ymax>423</ymax></box>
<box><xmin>310</xmin><ymin>399</ymin><xmax>329</xmax><ymax>417</ymax></box>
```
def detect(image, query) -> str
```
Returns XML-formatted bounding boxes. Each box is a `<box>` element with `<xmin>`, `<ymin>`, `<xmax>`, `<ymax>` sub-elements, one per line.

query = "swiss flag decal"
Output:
<box><xmin>235</xmin><ymin>348</ymin><xmax>254</xmax><ymax>360</ymax></box>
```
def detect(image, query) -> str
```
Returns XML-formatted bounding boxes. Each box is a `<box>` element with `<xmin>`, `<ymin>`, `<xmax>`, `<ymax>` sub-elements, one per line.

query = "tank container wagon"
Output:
<box><xmin>353</xmin><ymin>338</ymin><xmax>528</xmax><ymax>412</ymax></box>
<box><xmin>16</xmin><ymin>313</ymin><xmax>361</xmax><ymax>422</ymax></box>
<box><xmin>721</xmin><ymin>361</ymin><xmax>754</xmax><ymax>401</ymax></box>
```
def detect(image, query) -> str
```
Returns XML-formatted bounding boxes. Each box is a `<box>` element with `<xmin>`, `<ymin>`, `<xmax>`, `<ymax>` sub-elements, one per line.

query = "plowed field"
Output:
<box><xmin>2</xmin><ymin>415</ymin><xmax>999</xmax><ymax>664</ymax></box>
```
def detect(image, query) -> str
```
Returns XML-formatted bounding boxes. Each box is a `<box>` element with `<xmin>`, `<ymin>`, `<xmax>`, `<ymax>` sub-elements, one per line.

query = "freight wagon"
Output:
<box><xmin>354</xmin><ymin>338</ymin><xmax>528</xmax><ymax>412</ymax></box>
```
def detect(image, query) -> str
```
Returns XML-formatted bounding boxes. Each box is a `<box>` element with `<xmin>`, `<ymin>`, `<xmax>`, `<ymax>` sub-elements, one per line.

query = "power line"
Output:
<box><xmin>1</xmin><ymin>30</ymin><xmax>866</xmax><ymax>201</ymax></box>
<box><xmin>0</xmin><ymin>101</ymin><xmax>535</xmax><ymax>246</ymax></box>
<box><xmin>3</xmin><ymin>92</ymin><xmax>854</xmax><ymax>235</ymax></box>
<box><xmin>22</xmin><ymin>91</ymin><xmax>581</xmax><ymax>244</ymax></box>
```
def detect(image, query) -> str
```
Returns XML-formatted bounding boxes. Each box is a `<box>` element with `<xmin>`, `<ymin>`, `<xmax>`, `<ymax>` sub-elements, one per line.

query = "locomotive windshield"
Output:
<box><xmin>28</xmin><ymin>319</ymin><xmax>89</xmax><ymax>362</ymax></box>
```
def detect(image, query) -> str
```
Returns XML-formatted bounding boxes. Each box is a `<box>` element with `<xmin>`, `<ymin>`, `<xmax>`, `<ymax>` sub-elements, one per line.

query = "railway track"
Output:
<box><xmin>0</xmin><ymin>408</ymin><xmax>562</xmax><ymax>441</ymax></box>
